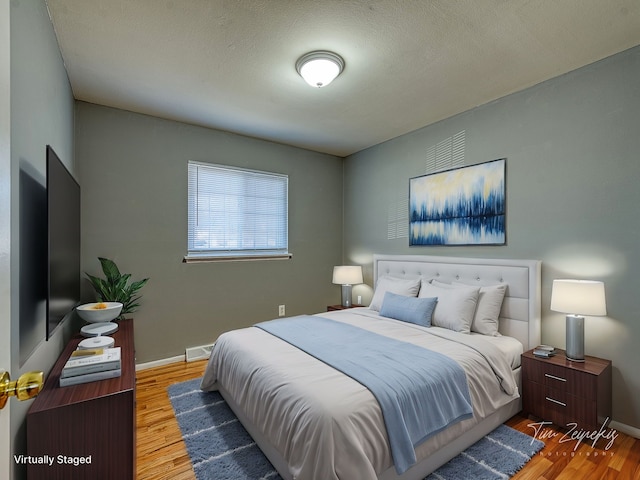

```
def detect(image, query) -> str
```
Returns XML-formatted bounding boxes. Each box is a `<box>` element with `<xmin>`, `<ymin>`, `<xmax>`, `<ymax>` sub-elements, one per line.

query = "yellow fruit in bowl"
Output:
<box><xmin>93</xmin><ymin>302</ymin><xmax>108</xmax><ymax>310</ymax></box>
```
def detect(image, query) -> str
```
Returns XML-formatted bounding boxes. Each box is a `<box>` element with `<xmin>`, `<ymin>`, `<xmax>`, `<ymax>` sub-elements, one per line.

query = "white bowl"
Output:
<box><xmin>76</xmin><ymin>302</ymin><xmax>123</xmax><ymax>323</ymax></box>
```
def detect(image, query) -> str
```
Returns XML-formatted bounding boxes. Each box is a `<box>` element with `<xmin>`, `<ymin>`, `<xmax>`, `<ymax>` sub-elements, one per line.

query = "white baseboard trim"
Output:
<box><xmin>609</xmin><ymin>419</ymin><xmax>640</xmax><ymax>439</ymax></box>
<box><xmin>135</xmin><ymin>354</ymin><xmax>185</xmax><ymax>371</ymax></box>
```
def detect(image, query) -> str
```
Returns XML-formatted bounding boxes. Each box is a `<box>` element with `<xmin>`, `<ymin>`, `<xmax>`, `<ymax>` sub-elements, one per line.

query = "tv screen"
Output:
<box><xmin>46</xmin><ymin>145</ymin><xmax>81</xmax><ymax>339</ymax></box>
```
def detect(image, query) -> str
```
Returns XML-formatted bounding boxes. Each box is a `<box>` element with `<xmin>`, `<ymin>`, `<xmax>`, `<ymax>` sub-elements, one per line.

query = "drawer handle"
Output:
<box><xmin>544</xmin><ymin>373</ymin><xmax>567</xmax><ymax>382</ymax></box>
<box><xmin>545</xmin><ymin>396</ymin><xmax>567</xmax><ymax>407</ymax></box>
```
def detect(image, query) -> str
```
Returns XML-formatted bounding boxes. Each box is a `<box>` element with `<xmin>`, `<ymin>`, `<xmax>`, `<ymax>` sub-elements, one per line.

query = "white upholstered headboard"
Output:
<box><xmin>372</xmin><ymin>255</ymin><xmax>541</xmax><ymax>350</ymax></box>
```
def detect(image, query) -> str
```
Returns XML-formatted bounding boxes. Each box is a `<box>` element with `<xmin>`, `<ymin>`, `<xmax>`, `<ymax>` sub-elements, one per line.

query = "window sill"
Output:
<box><xmin>183</xmin><ymin>252</ymin><xmax>293</xmax><ymax>263</ymax></box>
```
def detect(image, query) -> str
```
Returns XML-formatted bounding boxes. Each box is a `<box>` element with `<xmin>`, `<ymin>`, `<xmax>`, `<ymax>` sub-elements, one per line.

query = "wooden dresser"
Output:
<box><xmin>26</xmin><ymin>319</ymin><xmax>136</xmax><ymax>480</ymax></box>
<box><xmin>521</xmin><ymin>348</ymin><xmax>612</xmax><ymax>431</ymax></box>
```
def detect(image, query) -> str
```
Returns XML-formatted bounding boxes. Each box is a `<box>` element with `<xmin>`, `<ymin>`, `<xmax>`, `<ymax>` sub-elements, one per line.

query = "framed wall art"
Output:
<box><xmin>409</xmin><ymin>158</ymin><xmax>506</xmax><ymax>246</ymax></box>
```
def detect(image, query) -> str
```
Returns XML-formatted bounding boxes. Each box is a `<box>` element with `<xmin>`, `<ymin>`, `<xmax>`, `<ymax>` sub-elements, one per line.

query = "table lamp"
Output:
<box><xmin>332</xmin><ymin>266</ymin><xmax>363</xmax><ymax>307</ymax></box>
<box><xmin>550</xmin><ymin>279</ymin><xmax>607</xmax><ymax>362</ymax></box>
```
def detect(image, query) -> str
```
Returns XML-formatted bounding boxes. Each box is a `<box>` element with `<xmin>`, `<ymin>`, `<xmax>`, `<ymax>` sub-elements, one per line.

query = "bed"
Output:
<box><xmin>201</xmin><ymin>254</ymin><xmax>541</xmax><ymax>480</ymax></box>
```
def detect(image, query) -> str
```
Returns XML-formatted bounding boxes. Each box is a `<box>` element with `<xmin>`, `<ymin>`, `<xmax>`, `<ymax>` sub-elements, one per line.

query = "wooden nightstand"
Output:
<box><xmin>521</xmin><ymin>348</ymin><xmax>612</xmax><ymax>431</ymax></box>
<box><xmin>327</xmin><ymin>304</ymin><xmax>363</xmax><ymax>311</ymax></box>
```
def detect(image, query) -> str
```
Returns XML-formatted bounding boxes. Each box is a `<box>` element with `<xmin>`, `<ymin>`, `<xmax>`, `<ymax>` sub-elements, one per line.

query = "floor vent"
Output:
<box><xmin>185</xmin><ymin>343</ymin><xmax>215</xmax><ymax>362</ymax></box>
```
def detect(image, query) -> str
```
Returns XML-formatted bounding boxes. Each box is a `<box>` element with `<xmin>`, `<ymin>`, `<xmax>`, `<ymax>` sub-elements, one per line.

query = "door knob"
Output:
<box><xmin>0</xmin><ymin>371</ymin><xmax>44</xmax><ymax>409</ymax></box>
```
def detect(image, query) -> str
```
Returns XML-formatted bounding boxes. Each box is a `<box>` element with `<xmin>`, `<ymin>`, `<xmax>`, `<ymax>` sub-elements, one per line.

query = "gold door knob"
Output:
<box><xmin>0</xmin><ymin>371</ymin><xmax>44</xmax><ymax>409</ymax></box>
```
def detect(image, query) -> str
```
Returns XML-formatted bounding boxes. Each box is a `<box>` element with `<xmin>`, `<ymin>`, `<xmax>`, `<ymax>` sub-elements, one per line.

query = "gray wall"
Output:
<box><xmin>9</xmin><ymin>1</ymin><xmax>76</xmax><ymax>479</ymax></box>
<box><xmin>75</xmin><ymin>102</ymin><xmax>344</xmax><ymax>363</ymax></box>
<box><xmin>343</xmin><ymin>47</ymin><xmax>640</xmax><ymax>429</ymax></box>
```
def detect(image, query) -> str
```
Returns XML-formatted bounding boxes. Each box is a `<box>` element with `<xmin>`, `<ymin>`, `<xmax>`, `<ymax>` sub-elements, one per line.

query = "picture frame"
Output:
<box><xmin>409</xmin><ymin>158</ymin><xmax>506</xmax><ymax>246</ymax></box>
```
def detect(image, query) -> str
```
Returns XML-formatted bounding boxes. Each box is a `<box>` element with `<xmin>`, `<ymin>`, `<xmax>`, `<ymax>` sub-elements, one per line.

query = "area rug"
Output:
<box><xmin>168</xmin><ymin>379</ymin><xmax>544</xmax><ymax>480</ymax></box>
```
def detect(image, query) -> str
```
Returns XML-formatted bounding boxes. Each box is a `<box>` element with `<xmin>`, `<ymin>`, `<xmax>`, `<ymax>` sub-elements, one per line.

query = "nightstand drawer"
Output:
<box><xmin>543</xmin><ymin>386</ymin><xmax>593</xmax><ymax>429</ymax></box>
<box><xmin>522</xmin><ymin>356</ymin><xmax>596</xmax><ymax>398</ymax></box>
<box><xmin>522</xmin><ymin>381</ymin><xmax>595</xmax><ymax>429</ymax></box>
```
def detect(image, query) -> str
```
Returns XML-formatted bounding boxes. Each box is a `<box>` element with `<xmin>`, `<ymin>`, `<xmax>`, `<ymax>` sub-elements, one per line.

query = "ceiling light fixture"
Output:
<box><xmin>295</xmin><ymin>51</ymin><xmax>345</xmax><ymax>88</ymax></box>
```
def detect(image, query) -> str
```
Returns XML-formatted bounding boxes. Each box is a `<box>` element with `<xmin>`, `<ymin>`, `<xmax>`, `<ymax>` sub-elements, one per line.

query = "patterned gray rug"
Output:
<box><xmin>168</xmin><ymin>378</ymin><xmax>543</xmax><ymax>480</ymax></box>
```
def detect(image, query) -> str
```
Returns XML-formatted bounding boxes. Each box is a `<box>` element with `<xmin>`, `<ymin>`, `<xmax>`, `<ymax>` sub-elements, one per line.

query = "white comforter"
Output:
<box><xmin>200</xmin><ymin>308</ymin><xmax>520</xmax><ymax>480</ymax></box>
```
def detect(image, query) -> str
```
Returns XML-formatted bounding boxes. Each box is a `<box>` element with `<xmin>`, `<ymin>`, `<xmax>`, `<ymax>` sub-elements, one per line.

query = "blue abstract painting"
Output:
<box><xmin>409</xmin><ymin>159</ymin><xmax>506</xmax><ymax>245</ymax></box>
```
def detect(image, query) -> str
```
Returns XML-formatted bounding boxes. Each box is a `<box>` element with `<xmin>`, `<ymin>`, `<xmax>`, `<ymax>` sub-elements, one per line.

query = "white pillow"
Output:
<box><xmin>418</xmin><ymin>280</ymin><xmax>479</xmax><ymax>333</ymax></box>
<box><xmin>453</xmin><ymin>281</ymin><xmax>507</xmax><ymax>336</ymax></box>
<box><xmin>369</xmin><ymin>276</ymin><xmax>421</xmax><ymax>311</ymax></box>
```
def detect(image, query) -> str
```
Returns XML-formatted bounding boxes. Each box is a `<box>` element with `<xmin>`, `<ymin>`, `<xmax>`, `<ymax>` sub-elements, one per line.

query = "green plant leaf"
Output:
<box><xmin>99</xmin><ymin>257</ymin><xmax>121</xmax><ymax>284</ymax></box>
<box><xmin>85</xmin><ymin>273</ymin><xmax>109</xmax><ymax>300</ymax></box>
<box><xmin>129</xmin><ymin>278</ymin><xmax>149</xmax><ymax>293</ymax></box>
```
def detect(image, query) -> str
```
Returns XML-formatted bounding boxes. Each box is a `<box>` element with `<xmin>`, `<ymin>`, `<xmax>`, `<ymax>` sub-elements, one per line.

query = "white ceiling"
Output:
<box><xmin>46</xmin><ymin>0</ymin><xmax>640</xmax><ymax>157</ymax></box>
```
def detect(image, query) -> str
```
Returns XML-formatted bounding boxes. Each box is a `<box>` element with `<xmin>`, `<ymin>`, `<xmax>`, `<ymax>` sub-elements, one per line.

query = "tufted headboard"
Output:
<box><xmin>372</xmin><ymin>254</ymin><xmax>541</xmax><ymax>349</ymax></box>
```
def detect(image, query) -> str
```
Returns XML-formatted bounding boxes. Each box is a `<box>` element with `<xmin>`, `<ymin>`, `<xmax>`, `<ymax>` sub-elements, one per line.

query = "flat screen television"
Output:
<box><xmin>46</xmin><ymin>145</ymin><xmax>81</xmax><ymax>339</ymax></box>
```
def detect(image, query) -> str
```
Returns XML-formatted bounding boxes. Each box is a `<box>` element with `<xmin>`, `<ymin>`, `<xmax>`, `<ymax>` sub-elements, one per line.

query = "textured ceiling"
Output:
<box><xmin>46</xmin><ymin>0</ymin><xmax>640</xmax><ymax>157</ymax></box>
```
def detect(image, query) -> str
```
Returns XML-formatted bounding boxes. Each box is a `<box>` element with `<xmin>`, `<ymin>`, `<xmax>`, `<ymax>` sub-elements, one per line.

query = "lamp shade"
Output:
<box><xmin>296</xmin><ymin>51</ymin><xmax>344</xmax><ymax>88</ymax></box>
<box><xmin>332</xmin><ymin>266</ymin><xmax>363</xmax><ymax>285</ymax></box>
<box><xmin>550</xmin><ymin>279</ymin><xmax>607</xmax><ymax>316</ymax></box>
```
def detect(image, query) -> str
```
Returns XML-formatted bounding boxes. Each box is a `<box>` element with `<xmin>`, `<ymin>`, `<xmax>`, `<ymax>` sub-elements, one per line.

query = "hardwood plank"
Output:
<box><xmin>136</xmin><ymin>360</ymin><xmax>639</xmax><ymax>480</ymax></box>
<box><xmin>136</xmin><ymin>360</ymin><xmax>206</xmax><ymax>480</ymax></box>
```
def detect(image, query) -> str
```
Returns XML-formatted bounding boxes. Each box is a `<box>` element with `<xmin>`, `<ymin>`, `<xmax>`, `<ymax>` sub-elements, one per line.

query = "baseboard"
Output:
<box><xmin>609</xmin><ymin>419</ymin><xmax>640</xmax><ymax>439</ymax></box>
<box><xmin>135</xmin><ymin>354</ymin><xmax>185</xmax><ymax>371</ymax></box>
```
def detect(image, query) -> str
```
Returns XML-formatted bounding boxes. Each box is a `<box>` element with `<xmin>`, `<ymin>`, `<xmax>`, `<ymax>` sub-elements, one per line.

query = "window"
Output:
<box><xmin>185</xmin><ymin>161</ymin><xmax>290</xmax><ymax>262</ymax></box>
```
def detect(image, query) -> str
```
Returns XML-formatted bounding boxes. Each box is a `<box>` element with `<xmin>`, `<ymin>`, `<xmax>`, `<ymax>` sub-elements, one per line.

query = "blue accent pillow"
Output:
<box><xmin>379</xmin><ymin>292</ymin><xmax>438</xmax><ymax>327</ymax></box>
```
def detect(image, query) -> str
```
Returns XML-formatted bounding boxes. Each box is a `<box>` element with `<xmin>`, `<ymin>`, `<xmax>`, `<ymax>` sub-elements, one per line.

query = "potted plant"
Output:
<box><xmin>85</xmin><ymin>257</ymin><xmax>149</xmax><ymax>320</ymax></box>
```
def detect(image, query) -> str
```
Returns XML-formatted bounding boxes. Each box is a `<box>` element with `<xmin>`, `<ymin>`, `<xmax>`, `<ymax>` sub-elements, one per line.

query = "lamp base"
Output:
<box><xmin>341</xmin><ymin>284</ymin><xmax>353</xmax><ymax>308</ymax></box>
<box><xmin>565</xmin><ymin>314</ymin><xmax>585</xmax><ymax>362</ymax></box>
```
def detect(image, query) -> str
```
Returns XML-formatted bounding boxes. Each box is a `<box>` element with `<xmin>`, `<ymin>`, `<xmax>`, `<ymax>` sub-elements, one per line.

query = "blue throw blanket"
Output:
<box><xmin>255</xmin><ymin>316</ymin><xmax>473</xmax><ymax>474</ymax></box>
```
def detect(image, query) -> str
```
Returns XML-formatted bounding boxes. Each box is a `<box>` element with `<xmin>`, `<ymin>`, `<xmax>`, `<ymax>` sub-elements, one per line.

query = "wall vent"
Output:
<box><xmin>425</xmin><ymin>130</ymin><xmax>466</xmax><ymax>173</ymax></box>
<box><xmin>185</xmin><ymin>343</ymin><xmax>215</xmax><ymax>362</ymax></box>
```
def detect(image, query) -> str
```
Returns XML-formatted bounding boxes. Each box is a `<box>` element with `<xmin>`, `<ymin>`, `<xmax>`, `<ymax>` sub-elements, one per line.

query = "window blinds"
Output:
<box><xmin>187</xmin><ymin>161</ymin><xmax>289</xmax><ymax>259</ymax></box>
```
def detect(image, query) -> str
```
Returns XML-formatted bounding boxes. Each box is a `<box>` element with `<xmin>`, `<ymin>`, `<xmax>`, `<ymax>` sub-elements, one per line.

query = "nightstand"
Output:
<box><xmin>521</xmin><ymin>348</ymin><xmax>612</xmax><ymax>431</ymax></box>
<box><xmin>327</xmin><ymin>304</ymin><xmax>363</xmax><ymax>311</ymax></box>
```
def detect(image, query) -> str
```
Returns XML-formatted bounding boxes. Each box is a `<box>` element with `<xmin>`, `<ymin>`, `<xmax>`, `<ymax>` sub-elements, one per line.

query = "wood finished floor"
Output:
<box><xmin>136</xmin><ymin>360</ymin><xmax>640</xmax><ymax>480</ymax></box>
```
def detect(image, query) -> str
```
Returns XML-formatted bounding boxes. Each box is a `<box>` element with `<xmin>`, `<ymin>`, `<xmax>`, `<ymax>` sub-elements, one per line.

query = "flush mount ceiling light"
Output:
<box><xmin>295</xmin><ymin>51</ymin><xmax>345</xmax><ymax>88</ymax></box>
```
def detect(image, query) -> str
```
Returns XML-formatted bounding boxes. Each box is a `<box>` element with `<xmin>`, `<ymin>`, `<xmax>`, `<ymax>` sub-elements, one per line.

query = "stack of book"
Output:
<box><xmin>532</xmin><ymin>345</ymin><xmax>556</xmax><ymax>358</ymax></box>
<box><xmin>59</xmin><ymin>347</ymin><xmax>121</xmax><ymax>387</ymax></box>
